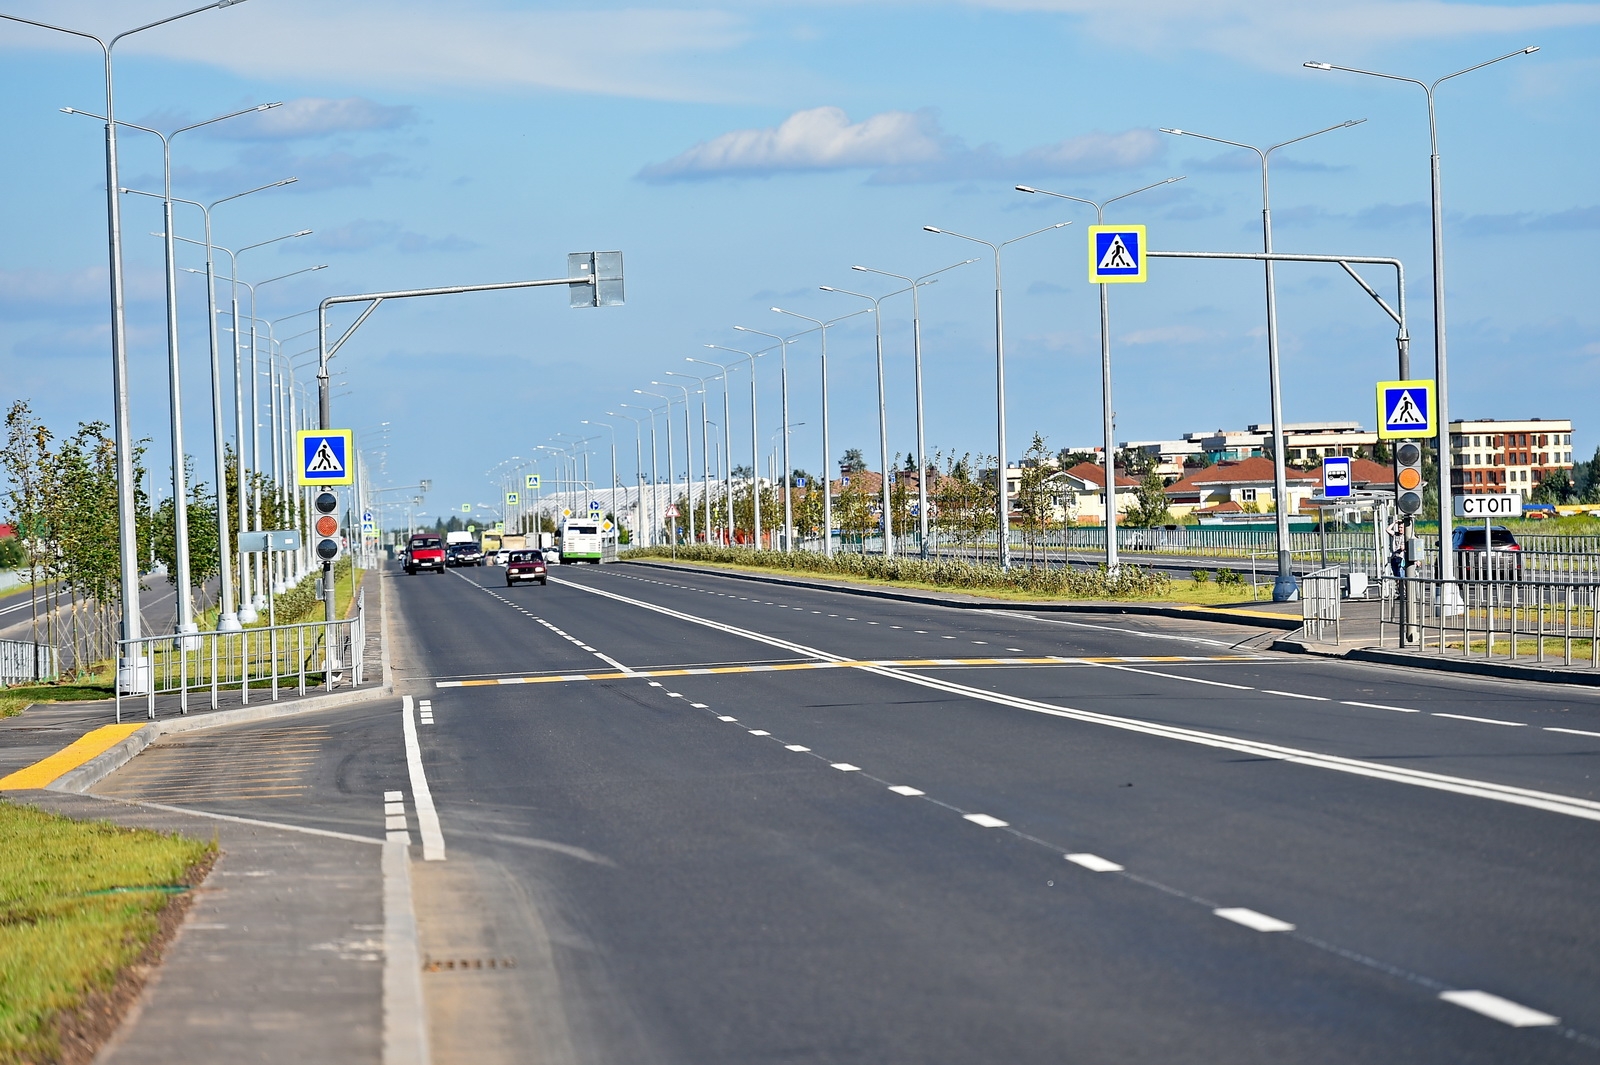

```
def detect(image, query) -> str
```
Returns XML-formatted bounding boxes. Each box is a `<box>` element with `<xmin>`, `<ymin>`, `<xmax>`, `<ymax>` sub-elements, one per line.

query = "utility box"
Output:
<box><xmin>1344</xmin><ymin>571</ymin><xmax>1370</xmax><ymax>600</ymax></box>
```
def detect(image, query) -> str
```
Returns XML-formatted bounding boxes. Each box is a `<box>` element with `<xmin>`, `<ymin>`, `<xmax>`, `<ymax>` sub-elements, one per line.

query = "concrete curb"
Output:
<box><xmin>1271</xmin><ymin>637</ymin><xmax>1600</xmax><ymax>687</ymax></box>
<box><xmin>624</xmin><ymin>559</ymin><xmax>1304</xmax><ymax>631</ymax></box>
<box><xmin>44</xmin><ymin>683</ymin><xmax>395</xmax><ymax>795</ymax></box>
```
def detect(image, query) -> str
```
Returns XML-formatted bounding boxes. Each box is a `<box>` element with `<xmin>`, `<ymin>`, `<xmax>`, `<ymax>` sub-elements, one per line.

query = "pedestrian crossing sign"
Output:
<box><xmin>506</xmin><ymin>492</ymin><xmax>519</xmax><ymax>506</ymax></box>
<box><xmin>1089</xmin><ymin>225</ymin><xmax>1147</xmax><ymax>283</ymax></box>
<box><xmin>525</xmin><ymin>474</ymin><xmax>540</xmax><ymax>490</ymax></box>
<box><xmin>1375</xmin><ymin>379</ymin><xmax>1436</xmax><ymax>439</ymax></box>
<box><xmin>295</xmin><ymin>429</ymin><xmax>354</xmax><ymax>486</ymax></box>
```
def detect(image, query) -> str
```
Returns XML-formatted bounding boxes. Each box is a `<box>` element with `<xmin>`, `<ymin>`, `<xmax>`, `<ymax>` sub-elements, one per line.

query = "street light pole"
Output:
<box><xmin>1</xmin><ymin>0</ymin><xmax>251</xmax><ymax>684</ymax></box>
<box><xmin>635</xmin><ymin>392</ymin><xmax>678</xmax><ymax>542</ymax></box>
<box><xmin>1016</xmin><ymin>178</ymin><xmax>1184</xmax><ymax>575</ymax></box>
<box><xmin>605</xmin><ymin>414</ymin><xmax>647</xmax><ymax>547</ymax></box>
<box><xmin>1161</xmin><ymin>121</ymin><xmax>1363</xmax><ymax>601</ymax></box>
<box><xmin>649</xmin><ymin>384</ymin><xmax>697</xmax><ymax>544</ymax></box>
<box><xmin>817</xmin><ymin>287</ymin><xmax>900</xmax><ymax>557</ymax></box>
<box><xmin>581</xmin><ymin>422</ymin><xmax>620</xmax><ymax>537</ymax></box>
<box><xmin>924</xmin><ymin>223</ymin><xmax>1071</xmax><ymax>570</ymax></box>
<box><xmin>1305</xmin><ymin>46</ymin><xmax>1538</xmax><ymax>581</ymax></box>
<box><xmin>734</xmin><ymin>326</ymin><xmax>801</xmax><ymax>552</ymax></box>
<box><xmin>849</xmin><ymin>260</ymin><xmax>978</xmax><ymax>558</ymax></box>
<box><xmin>686</xmin><ymin>358</ymin><xmax>738</xmax><ymax>547</ymax></box>
<box><xmin>664</xmin><ymin>372</ymin><xmax>715</xmax><ymax>544</ymax></box>
<box><xmin>703</xmin><ymin>347</ymin><xmax>766</xmax><ymax>549</ymax></box>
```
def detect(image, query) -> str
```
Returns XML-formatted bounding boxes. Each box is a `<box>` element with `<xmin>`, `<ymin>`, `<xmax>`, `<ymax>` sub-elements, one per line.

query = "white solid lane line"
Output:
<box><xmin>1065</xmin><ymin>853</ymin><xmax>1123</xmax><ymax>873</ymax></box>
<box><xmin>963</xmin><ymin>813</ymin><xmax>1010</xmax><ymax>828</ymax></box>
<box><xmin>1439</xmin><ymin>990</ymin><xmax>1559</xmax><ymax>1028</ymax></box>
<box><xmin>401</xmin><ymin>695</ymin><xmax>445</xmax><ymax>861</ymax></box>
<box><xmin>887</xmin><ymin>785</ymin><xmax>925</xmax><ymax>796</ymax></box>
<box><xmin>1214</xmin><ymin>907</ymin><xmax>1295</xmax><ymax>933</ymax></box>
<box><xmin>1342</xmin><ymin>700</ymin><xmax>1420</xmax><ymax>714</ymax></box>
<box><xmin>1546</xmin><ymin>726</ymin><xmax>1600</xmax><ymax>738</ymax></box>
<box><xmin>1099</xmin><ymin>664</ymin><xmax>1256</xmax><ymax>691</ymax></box>
<box><xmin>554</xmin><ymin>577</ymin><xmax>1600</xmax><ymax>822</ymax></box>
<box><xmin>1263</xmin><ymin>689</ymin><xmax>1330</xmax><ymax>701</ymax></box>
<box><xmin>1433</xmin><ymin>713</ymin><xmax>1525</xmax><ymax>727</ymax></box>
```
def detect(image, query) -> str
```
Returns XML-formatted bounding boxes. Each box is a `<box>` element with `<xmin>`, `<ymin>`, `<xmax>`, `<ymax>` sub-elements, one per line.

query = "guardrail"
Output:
<box><xmin>114</xmin><ymin>590</ymin><xmax>368</xmax><ymax>722</ymax></box>
<box><xmin>0</xmin><ymin>637</ymin><xmax>57</xmax><ymax>685</ymax></box>
<box><xmin>1301</xmin><ymin>567</ymin><xmax>1342</xmax><ymax>644</ymax></box>
<box><xmin>1380</xmin><ymin>575</ymin><xmax>1598</xmax><ymax>669</ymax></box>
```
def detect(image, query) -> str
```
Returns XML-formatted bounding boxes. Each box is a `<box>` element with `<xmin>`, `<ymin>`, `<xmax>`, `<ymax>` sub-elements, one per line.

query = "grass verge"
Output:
<box><xmin>0</xmin><ymin>801</ymin><xmax>214</xmax><ymax>1065</ymax></box>
<box><xmin>622</xmin><ymin>546</ymin><xmax>1279</xmax><ymax>610</ymax></box>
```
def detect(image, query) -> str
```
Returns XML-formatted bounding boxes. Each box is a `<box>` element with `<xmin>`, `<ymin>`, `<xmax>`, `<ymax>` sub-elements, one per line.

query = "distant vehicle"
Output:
<box><xmin>559</xmin><ymin>520</ymin><xmax>617</xmax><ymax>564</ymax></box>
<box><xmin>493</xmin><ymin>549</ymin><xmax>511</xmax><ymax>566</ymax></box>
<box><xmin>405</xmin><ymin>535</ymin><xmax>447</xmax><ymax>575</ymax></box>
<box><xmin>447</xmin><ymin>542</ymin><xmax>484</xmax><ymax>567</ymax></box>
<box><xmin>505</xmin><ymin>549</ymin><xmax>548</xmax><ymax>586</ymax></box>
<box><xmin>1453</xmin><ymin>525</ymin><xmax>1523</xmax><ymax>581</ymax></box>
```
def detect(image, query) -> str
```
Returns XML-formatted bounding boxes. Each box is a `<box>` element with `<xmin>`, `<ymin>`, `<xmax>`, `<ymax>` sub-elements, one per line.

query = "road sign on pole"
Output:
<box><xmin>506</xmin><ymin>492</ymin><xmax>519</xmax><ymax>506</ymax></box>
<box><xmin>1455</xmin><ymin>494</ymin><xmax>1523</xmax><ymax>518</ymax></box>
<box><xmin>1088</xmin><ymin>225</ymin><xmax>1147</xmax><ymax>283</ymax></box>
<box><xmin>1375</xmin><ymin>379</ymin><xmax>1436</xmax><ymax>439</ymax></box>
<box><xmin>526</xmin><ymin>474</ymin><xmax>540</xmax><ymax>490</ymax></box>
<box><xmin>461</xmin><ymin>503</ymin><xmax>471</xmax><ymax>513</ymax></box>
<box><xmin>1321</xmin><ymin>456</ymin><xmax>1352</xmax><ymax>498</ymax></box>
<box><xmin>296</xmin><ymin>429</ymin><xmax>354</xmax><ymax>486</ymax></box>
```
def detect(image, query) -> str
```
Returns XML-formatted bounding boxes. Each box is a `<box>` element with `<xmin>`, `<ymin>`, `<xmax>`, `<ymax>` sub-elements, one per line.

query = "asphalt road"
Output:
<box><xmin>339</xmin><ymin>558</ymin><xmax>1600</xmax><ymax>1064</ymax></box>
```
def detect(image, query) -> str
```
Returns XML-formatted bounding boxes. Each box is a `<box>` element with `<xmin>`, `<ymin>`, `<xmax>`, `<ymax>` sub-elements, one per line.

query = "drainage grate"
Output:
<box><xmin>422</xmin><ymin>956</ymin><xmax>516</xmax><ymax>973</ymax></box>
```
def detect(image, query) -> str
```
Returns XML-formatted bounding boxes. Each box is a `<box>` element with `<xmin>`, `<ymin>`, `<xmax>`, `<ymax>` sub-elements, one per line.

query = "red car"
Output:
<box><xmin>405</xmin><ymin>535</ymin><xmax>447</xmax><ymax>575</ymax></box>
<box><xmin>505</xmin><ymin>549</ymin><xmax>548</xmax><ymax>586</ymax></box>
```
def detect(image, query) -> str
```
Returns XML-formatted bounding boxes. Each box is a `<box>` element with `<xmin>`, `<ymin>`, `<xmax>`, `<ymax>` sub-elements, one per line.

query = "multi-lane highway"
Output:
<box><xmin>361</xmin><ymin>559</ymin><xmax>1600</xmax><ymax>1064</ymax></box>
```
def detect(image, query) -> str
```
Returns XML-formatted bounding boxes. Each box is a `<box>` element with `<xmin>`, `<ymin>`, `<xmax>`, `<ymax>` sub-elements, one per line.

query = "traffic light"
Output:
<box><xmin>1395</xmin><ymin>440</ymin><xmax>1424</xmax><ymax>515</ymax></box>
<box><xmin>313</xmin><ymin>491</ymin><xmax>342</xmax><ymax>562</ymax></box>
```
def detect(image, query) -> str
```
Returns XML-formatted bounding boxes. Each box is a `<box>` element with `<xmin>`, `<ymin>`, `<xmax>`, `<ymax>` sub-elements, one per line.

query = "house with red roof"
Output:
<box><xmin>1057</xmin><ymin>462</ymin><xmax>1141</xmax><ymax>525</ymax></box>
<box><xmin>1164</xmin><ymin>456</ymin><xmax>1395</xmax><ymax>519</ymax></box>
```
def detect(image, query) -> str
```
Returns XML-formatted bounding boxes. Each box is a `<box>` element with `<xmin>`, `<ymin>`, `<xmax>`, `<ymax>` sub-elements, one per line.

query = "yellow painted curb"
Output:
<box><xmin>0</xmin><ymin>722</ymin><xmax>146</xmax><ymax>791</ymax></box>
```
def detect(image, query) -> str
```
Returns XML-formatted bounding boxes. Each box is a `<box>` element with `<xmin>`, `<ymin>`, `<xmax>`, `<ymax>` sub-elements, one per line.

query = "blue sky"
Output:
<box><xmin>3</xmin><ymin>0</ymin><xmax>1597</xmax><ymax>522</ymax></box>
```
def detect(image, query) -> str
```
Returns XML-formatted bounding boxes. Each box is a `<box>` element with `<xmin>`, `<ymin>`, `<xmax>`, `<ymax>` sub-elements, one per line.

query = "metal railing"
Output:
<box><xmin>1380</xmin><ymin>575</ymin><xmax>1599</xmax><ymax>669</ymax></box>
<box><xmin>0</xmin><ymin>638</ymin><xmax>57</xmax><ymax>685</ymax></box>
<box><xmin>1301</xmin><ymin>567</ymin><xmax>1342</xmax><ymax>644</ymax></box>
<box><xmin>114</xmin><ymin>590</ymin><xmax>368</xmax><ymax>722</ymax></box>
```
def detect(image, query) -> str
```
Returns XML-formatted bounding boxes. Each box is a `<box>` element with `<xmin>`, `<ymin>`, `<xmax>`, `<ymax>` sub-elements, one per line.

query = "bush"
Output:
<box><xmin>620</xmin><ymin>545</ymin><xmax>1172</xmax><ymax>601</ymax></box>
<box><xmin>1191</xmin><ymin>569</ymin><xmax>1209</xmax><ymax>584</ymax></box>
<box><xmin>1215</xmin><ymin>568</ymin><xmax>1243</xmax><ymax>587</ymax></box>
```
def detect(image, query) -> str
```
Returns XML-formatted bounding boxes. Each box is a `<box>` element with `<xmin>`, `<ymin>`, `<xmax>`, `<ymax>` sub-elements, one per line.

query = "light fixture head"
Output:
<box><xmin>819</xmin><ymin>286</ymin><xmax>836</xmax><ymax>292</ymax></box>
<box><xmin>1160</xmin><ymin>128</ymin><xmax>1183</xmax><ymax>135</ymax></box>
<box><xmin>1015</xmin><ymin>185</ymin><xmax>1037</xmax><ymax>193</ymax></box>
<box><xmin>1304</xmin><ymin>61</ymin><xmax>1332</xmax><ymax>70</ymax></box>
<box><xmin>1524</xmin><ymin>45</ymin><xmax>1539</xmax><ymax>53</ymax></box>
<box><xmin>922</xmin><ymin>226</ymin><xmax>941</xmax><ymax>233</ymax></box>
<box><xmin>260</xmin><ymin>102</ymin><xmax>282</xmax><ymax>111</ymax></box>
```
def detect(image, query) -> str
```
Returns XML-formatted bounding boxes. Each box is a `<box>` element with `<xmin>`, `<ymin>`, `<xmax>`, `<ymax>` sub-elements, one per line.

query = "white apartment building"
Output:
<box><xmin>1449</xmin><ymin>418</ymin><xmax>1574</xmax><ymax>498</ymax></box>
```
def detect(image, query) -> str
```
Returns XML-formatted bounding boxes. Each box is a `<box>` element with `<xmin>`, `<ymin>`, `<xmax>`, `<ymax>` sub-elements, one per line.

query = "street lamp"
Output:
<box><xmin>1161</xmin><ymin>121</ymin><xmax>1364</xmax><ymax>601</ymax></box>
<box><xmin>581</xmin><ymin>422</ymin><xmax>620</xmax><ymax>535</ymax></box>
<box><xmin>816</xmin><ymin>285</ymin><xmax>903</xmax><ymax>557</ymax></box>
<box><xmin>849</xmin><ymin>260</ymin><xmax>978</xmax><ymax>558</ymax></box>
<box><xmin>648</xmin><ymin>383</ymin><xmax>698</xmax><ymax>544</ymax></box>
<box><xmin>1</xmin><ymin>0</ymin><xmax>253</xmax><ymax>679</ymax></box>
<box><xmin>771</xmin><ymin>307</ymin><xmax>871</xmax><ymax>558</ymax></box>
<box><xmin>65</xmin><ymin>100</ymin><xmax>279</xmax><ymax>640</ymax></box>
<box><xmin>686</xmin><ymin>358</ymin><xmax>739</xmax><ymax>547</ymax></box>
<box><xmin>1304</xmin><ymin>46</ymin><xmax>1538</xmax><ymax>580</ymax></box>
<box><xmin>924</xmin><ymin>222</ymin><xmax>1071</xmax><ymax>569</ymax></box>
<box><xmin>1016</xmin><ymin>178</ymin><xmax>1184</xmax><ymax>574</ymax></box>
<box><xmin>664</xmin><ymin>372</ymin><xmax>716</xmax><ymax>544</ymax></box>
<box><xmin>634</xmin><ymin>391</ymin><xmax>678</xmax><ymax>541</ymax></box>
<box><xmin>734</xmin><ymin>326</ymin><xmax>802</xmax><ymax>553</ymax></box>
<box><xmin>704</xmin><ymin>346</ymin><xmax>768</xmax><ymax>549</ymax></box>
<box><xmin>605</xmin><ymin>413</ymin><xmax>649</xmax><ymax>546</ymax></box>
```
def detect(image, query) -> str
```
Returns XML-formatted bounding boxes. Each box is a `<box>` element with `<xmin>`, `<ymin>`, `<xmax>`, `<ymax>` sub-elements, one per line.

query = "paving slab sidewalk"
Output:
<box><xmin>10</xmin><ymin>789</ymin><xmax>391</xmax><ymax>1065</ymax></box>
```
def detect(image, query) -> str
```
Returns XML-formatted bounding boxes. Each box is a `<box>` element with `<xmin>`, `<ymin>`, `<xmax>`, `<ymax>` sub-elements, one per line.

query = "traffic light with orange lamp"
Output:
<box><xmin>1394</xmin><ymin>441</ymin><xmax>1425</xmax><ymax>516</ymax></box>
<box><xmin>313</xmin><ymin>491</ymin><xmax>342</xmax><ymax>563</ymax></box>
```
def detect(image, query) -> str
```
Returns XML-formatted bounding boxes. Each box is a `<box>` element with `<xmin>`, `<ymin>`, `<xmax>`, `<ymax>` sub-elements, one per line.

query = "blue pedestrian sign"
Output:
<box><xmin>1375</xmin><ymin>379</ymin><xmax>1436</xmax><ymax>440</ymax></box>
<box><xmin>295</xmin><ymin>429</ymin><xmax>354</xmax><ymax>486</ymax></box>
<box><xmin>1321</xmin><ymin>456</ymin><xmax>1351</xmax><ymax>498</ymax></box>
<box><xmin>1088</xmin><ymin>225</ymin><xmax>1147</xmax><ymax>283</ymax></box>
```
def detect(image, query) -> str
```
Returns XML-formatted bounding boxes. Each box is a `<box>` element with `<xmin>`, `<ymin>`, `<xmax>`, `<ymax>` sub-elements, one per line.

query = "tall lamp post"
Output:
<box><xmin>1</xmin><ymin>0</ymin><xmax>252</xmax><ymax>684</ymax></box>
<box><xmin>1305</xmin><ymin>47</ymin><xmax>1539</xmax><ymax>580</ymax></box>
<box><xmin>648</xmin><ymin>383</ymin><xmax>698</xmax><ymax>544</ymax></box>
<box><xmin>634</xmin><ymin>392</ymin><xmax>678</xmax><ymax>541</ymax></box>
<box><xmin>849</xmin><ymin>260</ymin><xmax>977</xmax><ymax>558</ymax></box>
<box><xmin>581</xmin><ymin>422</ymin><xmax>620</xmax><ymax>535</ymax></box>
<box><xmin>703</xmin><ymin>346</ymin><xmax>766</xmax><ymax>549</ymax></box>
<box><xmin>924</xmin><ymin>222</ymin><xmax>1071</xmax><ymax>570</ymax></box>
<box><xmin>619</xmin><ymin>407</ymin><xmax>663</xmax><ymax>543</ymax></box>
<box><xmin>1161</xmin><ymin>121</ymin><xmax>1364</xmax><ymax>601</ymax></box>
<box><xmin>64</xmin><ymin>101</ymin><xmax>279</xmax><ymax>639</ymax></box>
<box><xmin>1016</xmin><ymin>179</ymin><xmax>1184</xmax><ymax>574</ymax></box>
<box><xmin>605</xmin><ymin>413</ymin><xmax>648</xmax><ymax>546</ymax></box>
<box><xmin>816</xmin><ymin>286</ymin><xmax>903</xmax><ymax>557</ymax></box>
<box><xmin>733</xmin><ymin>326</ymin><xmax>801</xmax><ymax>552</ymax></box>
<box><xmin>664</xmin><ymin>372</ymin><xmax>715</xmax><ymax>544</ymax></box>
<box><xmin>686</xmin><ymin>358</ymin><xmax>739</xmax><ymax>547</ymax></box>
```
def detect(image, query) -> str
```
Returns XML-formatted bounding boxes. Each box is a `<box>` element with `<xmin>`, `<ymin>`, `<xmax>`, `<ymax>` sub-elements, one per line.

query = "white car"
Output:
<box><xmin>493</xmin><ymin>549</ymin><xmax>511</xmax><ymax>566</ymax></box>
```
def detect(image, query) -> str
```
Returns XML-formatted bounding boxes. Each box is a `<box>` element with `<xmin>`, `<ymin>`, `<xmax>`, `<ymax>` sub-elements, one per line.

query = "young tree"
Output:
<box><xmin>1125</xmin><ymin>470</ymin><xmax>1173</xmax><ymax>527</ymax></box>
<box><xmin>1015</xmin><ymin>433</ymin><xmax>1057</xmax><ymax>564</ymax></box>
<box><xmin>839</xmin><ymin>447</ymin><xmax>868</xmax><ymax>473</ymax></box>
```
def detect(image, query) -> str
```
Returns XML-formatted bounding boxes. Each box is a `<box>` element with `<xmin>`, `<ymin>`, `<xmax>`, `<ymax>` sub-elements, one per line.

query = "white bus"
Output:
<box><xmin>559</xmin><ymin>520</ymin><xmax>618</xmax><ymax>563</ymax></box>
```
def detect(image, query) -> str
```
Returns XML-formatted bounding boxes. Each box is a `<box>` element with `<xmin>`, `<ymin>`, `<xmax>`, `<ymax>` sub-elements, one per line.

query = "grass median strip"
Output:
<box><xmin>0</xmin><ymin>800</ymin><xmax>214</xmax><ymax>1065</ymax></box>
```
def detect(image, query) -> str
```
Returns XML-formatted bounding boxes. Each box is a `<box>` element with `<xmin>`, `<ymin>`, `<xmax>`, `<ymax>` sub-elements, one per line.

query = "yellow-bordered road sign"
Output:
<box><xmin>296</xmin><ymin>429</ymin><xmax>354</xmax><ymax>486</ymax></box>
<box><xmin>506</xmin><ymin>492</ymin><xmax>519</xmax><ymax>506</ymax></box>
<box><xmin>525</xmin><ymin>474</ymin><xmax>540</xmax><ymax>490</ymax></box>
<box><xmin>1088</xmin><ymin>225</ymin><xmax>1147</xmax><ymax>283</ymax></box>
<box><xmin>1375</xmin><ymin>379</ymin><xmax>1436</xmax><ymax>439</ymax></box>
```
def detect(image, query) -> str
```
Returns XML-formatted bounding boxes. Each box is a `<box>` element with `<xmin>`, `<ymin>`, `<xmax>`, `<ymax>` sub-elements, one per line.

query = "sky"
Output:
<box><xmin>2</xmin><ymin>0</ymin><xmax>1597</xmax><ymax>526</ymax></box>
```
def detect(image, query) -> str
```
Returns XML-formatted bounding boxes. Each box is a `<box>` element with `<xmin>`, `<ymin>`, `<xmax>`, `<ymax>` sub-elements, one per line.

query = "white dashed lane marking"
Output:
<box><xmin>1439</xmin><ymin>990</ymin><xmax>1559</xmax><ymax>1028</ymax></box>
<box><xmin>1214</xmin><ymin>907</ymin><xmax>1296</xmax><ymax>933</ymax></box>
<box><xmin>1065</xmin><ymin>853</ymin><xmax>1123</xmax><ymax>873</ymax></box>
<box><xmin>1434</xmin><ymin>713</ymin><xmax>1525</xmax><ymax>727</ymax></box>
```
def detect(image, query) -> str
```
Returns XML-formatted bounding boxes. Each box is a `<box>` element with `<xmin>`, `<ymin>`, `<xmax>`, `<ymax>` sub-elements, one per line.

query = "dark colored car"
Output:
<box><xmin>447</xmin><ymin>542</ymin><xmax>484</xmax><ymax>568</ymax></box>
<box><xmin>405</xmin><ymin>535</ymin><xmax>447</xmax><ymax>575</ymax></box>
<box><xmin>1453</xmin><ymin>525</ymin><xmax>1523</xmax><ymax>580</ymax></box>
<box><xmin>505</xmin><ymin>549</ymin><xmax>548</xmax><ymax>586</ymax></box>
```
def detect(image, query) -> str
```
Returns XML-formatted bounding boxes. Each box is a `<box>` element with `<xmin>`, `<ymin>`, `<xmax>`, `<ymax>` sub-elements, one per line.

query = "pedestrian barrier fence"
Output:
<box><xmin>1380</xmin><ymin>575</ymin><xmax>1599</xmax><ymax>669</ymax></box>
<box><xmin>0</xmin><ymin>638</ymin><xmax>57</xmax><ymax>685</ymax></box>
<box><xmin>114</xmin><ymin>590</ymin><xmax>368</xmax><ymax>722</ymax></box>
<box><xmin>1300</xmin><ymin>567</ymin><xmax>1342</xmax><ymax>644</ymax></box>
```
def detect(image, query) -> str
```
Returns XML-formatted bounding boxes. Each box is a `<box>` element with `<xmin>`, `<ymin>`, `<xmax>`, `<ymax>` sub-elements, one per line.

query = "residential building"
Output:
<box><xmin>1175</xmin><ymin>422</ymin><xmax>1379</xmax><ymax>465</ymax></box>
<box><xmin>1056</xmin><ymin>462</ymin><xmax>1140</xmax><ymax>525</ymax></box>
<box><xmin>1161</xmin><ymin>456</ymin><xmax>1392</xmax><ymax>519</ymax></box>
<box><xmin>1448</xmin><ymin>418</ymin><xmax>1574</xmax><ymax>498</ymax></box>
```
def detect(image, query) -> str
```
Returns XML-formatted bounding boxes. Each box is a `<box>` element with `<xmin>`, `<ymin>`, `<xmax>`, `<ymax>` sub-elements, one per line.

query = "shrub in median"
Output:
<box><xmin>621</xmin><ymin>545</ymin><xmax>1171</xmax><ymax>600</ymax></box>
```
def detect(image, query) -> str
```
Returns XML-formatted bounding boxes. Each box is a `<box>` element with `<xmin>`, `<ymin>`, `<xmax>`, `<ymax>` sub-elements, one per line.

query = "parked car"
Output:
<box><xmin>1453</xmin><ymin>525</ymin><xmax>1523</xmax><ymax>580</ymax></box>
<box><xmin>405</xmin><ymin>535</ymin><xmax>447</xmax><ymax>575</ymax></box>
<box><xmin>447</xmin><ymin>542</ymin><xmax>484</xmax><ymax>567</ymax></box>
<box><xmin>505</xmin><ymin>549</ymin><xmax>548</xmax><ymax>586</ymax></box>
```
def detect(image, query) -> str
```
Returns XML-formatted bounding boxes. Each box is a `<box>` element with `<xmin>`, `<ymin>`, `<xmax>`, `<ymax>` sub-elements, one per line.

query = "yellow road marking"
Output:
<box><xmin>436</xmin><ymin>655</ymin><xmax>1257</xmax><ymax>688</ymax></box>
<box><xmin>0</xmin><ymin>722</ymin><xmax>147</xmax><ymax>791</ymax></box>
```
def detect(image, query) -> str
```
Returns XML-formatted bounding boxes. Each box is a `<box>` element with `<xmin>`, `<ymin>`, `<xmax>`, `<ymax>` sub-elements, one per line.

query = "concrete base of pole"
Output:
<box><xmin>177</xmin><ymin>621</ymin><xmax>201</xmax><ymax>652</ymax></box>
<box><xmin>1272</xmin><ymin>572</ymin><xmax>1301</xmax><ymax>603</ymax></box>
<box><xmin>216</xmin><ymin>612</ymin><xmax>242</xmax><ymax>633</ymax></box>
<box><xmin>238</xmin><ymin>605</ymin><xmax>258</xmax><ymax>624</ymax></box>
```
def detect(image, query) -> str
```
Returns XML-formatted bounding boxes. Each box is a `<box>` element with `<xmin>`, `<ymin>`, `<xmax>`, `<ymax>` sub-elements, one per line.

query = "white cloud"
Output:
<box><xmin>641</xmin><ymin>106</ymin><xmax>1164</xmax><ymax>182</ymax></box>
<box><xmin>208</xmin><ymin>97</ymin><xmax>417</xmax><ymax>140</ymax></box>
<box><xmin>0</xmin><ymin>1</ymin><xmax>756</xmax><ymax>103</ymax></box>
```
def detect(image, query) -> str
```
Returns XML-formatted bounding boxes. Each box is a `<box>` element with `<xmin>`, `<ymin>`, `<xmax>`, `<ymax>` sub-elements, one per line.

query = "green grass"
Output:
<box><xmin>0</xmin><ymin>801</ymin><xmax>213</xmax><ymax>1064</ymax></box>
